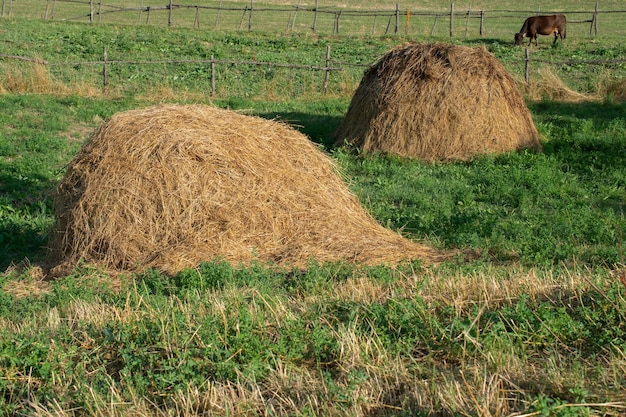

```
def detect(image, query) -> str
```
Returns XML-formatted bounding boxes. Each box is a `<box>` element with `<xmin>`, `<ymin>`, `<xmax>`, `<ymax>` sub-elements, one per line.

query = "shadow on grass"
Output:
<box><xmin>530</xmin><ymin>100</ymin><xmax>626</xmax><ymax>185</ymax></box>
<box><xmin>0</xmin><ymin>171</ymin><xmax>54</xmax><ymax>272</ymax></box>
<box><xmin>256</xmin><ymin>111</ymin><xmax>345</xmax><ymax>149</ymax></box>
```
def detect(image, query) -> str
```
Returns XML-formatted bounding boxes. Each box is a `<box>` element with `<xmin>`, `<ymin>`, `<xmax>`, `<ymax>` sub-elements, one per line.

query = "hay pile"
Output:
<box><xmin>47</xmin><ymin>104</ymin><xmax>441</xmax><ymax>276</ymax></box>
<box><xmin>526</xmin><ymin>67</ymin><xmax>597</xmax><ymax>102</ymax></box>
<box><xmin>334</xmin><ymin>42</ymin><xmax>541</xmax><ymax>162</ymax></box>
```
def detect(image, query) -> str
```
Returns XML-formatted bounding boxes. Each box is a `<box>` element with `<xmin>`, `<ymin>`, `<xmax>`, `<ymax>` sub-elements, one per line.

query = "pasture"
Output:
<box><xmin>1</xmin><ymin>3</ymin><xmax>626</xmax><ymax>416</ymax></box>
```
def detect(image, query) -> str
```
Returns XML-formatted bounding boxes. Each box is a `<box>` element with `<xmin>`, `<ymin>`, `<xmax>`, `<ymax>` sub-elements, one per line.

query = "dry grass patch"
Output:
<box><xmin>525</xmin><ymin>67</ymin><xmax>599</xmax><ymax>102</ymax></box>
<box><xmin>0</xmin><ymin>60</ymin><xmax>101</xmax><ymax>96</ymax></box>
<box><xmin>603</xmin><ymin>77</ymin><xmax>626</xmax><ymax>102</ymax></box>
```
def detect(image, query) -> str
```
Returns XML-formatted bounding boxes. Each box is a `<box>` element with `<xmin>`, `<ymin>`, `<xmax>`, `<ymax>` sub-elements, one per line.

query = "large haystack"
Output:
<box><xmin>47</xmin><ymin>104</ymin><xmax>441</xmax><ymax>276</ymax></box>
<box><xmin>334</xmin><ymin>43</ymin><xmax>541</xmax><ymax>162</ymax></box>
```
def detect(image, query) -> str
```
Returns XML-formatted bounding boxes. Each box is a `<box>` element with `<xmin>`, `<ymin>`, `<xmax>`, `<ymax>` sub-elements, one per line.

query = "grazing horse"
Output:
<box><xmin>514</xmin><ymin>14</ymin><xmax>566</xmax><ymax>46</ymax></box>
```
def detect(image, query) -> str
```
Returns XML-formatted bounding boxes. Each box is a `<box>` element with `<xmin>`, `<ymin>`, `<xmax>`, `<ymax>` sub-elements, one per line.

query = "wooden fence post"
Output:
<box><xmin>168</xmin><ymin>0</ymin><xmax>172</xmax><ymax>27</ymax></box>
<box><xmin>215</xmin><ymin>0</ymin><xmax>222</xmax><ymax>29</ymax></box>
<box><xmin>430</xmin><ymin>15</ymin><xmax>438</xmax><ymax>36</ymax></box>
<box><xmin>290</xmin><ymin>0</ymin><xmax>300</xmax><ymax>31</ymax></box>
<box><xmin>194</xmin><ymin>6</ymin><xmax>200</xmax><ymax>29</ymax></box>
<box><xmin>103</xmin><ymin>47</ymin><xmax>108</xmax><ymax>92</ymax></box>
<box><xmin>312</xmin><ymin>0</ymin><xmax>318</xmax><ymax>32</ymax></box>
<box><xmin>89</xmin><ymin>0</ymin><xmax>93</xmax><ymax>22</ymax></box>
<box><xmin>323</xmin><ymin>45</ymin><xmax>331</xmax><ymax>93</ymax></box>
<box><xmin>211</xmin><ymin>55</ymin><xmax>216</xmax><ymax>97</ymax></box>
<box><xmin>334</xmin><ymin>11</ymin><xmax>342</xmax><ymax>34</ymax></box>
<box><xmin>592</xmin><ymin>2</ymin><xmax>598</xmax><ymax>36</ymax></box>
<box><xmin>248</xmin><ymin>0</ymin><xmax>253</xmax><ymax>31</ymax></box>
<box><xmin>97</xmin><ymin>1</ymin><xmax>102</xmax><ymax>22</ymax></box>
<box><xmin>480</xmin><ymin>10</ymin><xmax>484</xmax><ymax>36</ymax></box>
<box><xmin>239</xmin><ymin>6</ymin><xmax>247</xmax><ymax>29</ymax></box>
<box><xmin>524</xmin><ymin>48</ymin><xmax>530</xmax><ymax>85</ymax></box>
<box><xmin>405</xmin><ymin>8</ymin><xmax>410</xmax><ymax>34</ymax></box>
<box><xmin>449</xmin><ymin>3</ymin><xmax>454</xmax><ymax>37</ymax></box>
<box><xmin>464</xmin><ymin>6</ymin><xmax>470</xmax><ymax>38</ymax></box>
<box><xmin>395</xmin><ymin>3</ymin><xmax>399</xmax><ymax>34</ymax></box>
<box><xmin>137</xmin><ymin>0</ymin><xmax>143</xmax><ymax>24</ymax></box>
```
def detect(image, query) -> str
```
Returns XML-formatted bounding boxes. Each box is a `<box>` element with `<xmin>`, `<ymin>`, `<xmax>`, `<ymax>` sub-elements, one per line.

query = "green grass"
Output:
<box><xmin>1</xmin><ymin>261</ymin><xmax>625</xmax><ymax>416</ymax></box>
<box><xmin>1</xmin><ymin>12</ymin><xmax>626</xmax><ymax>417</ymax></box>
<box><xmin>2</xmin><ymin>13</ymin><xmax>626</xmax><ymax>97</ymax></box>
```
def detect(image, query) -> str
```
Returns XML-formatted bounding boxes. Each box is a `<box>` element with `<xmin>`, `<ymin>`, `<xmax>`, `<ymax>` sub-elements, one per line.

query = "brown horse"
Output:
<box><xmin>515</xmin><ymin>14</ymin><xmax>566</xmax><ymax>46</ymax></box>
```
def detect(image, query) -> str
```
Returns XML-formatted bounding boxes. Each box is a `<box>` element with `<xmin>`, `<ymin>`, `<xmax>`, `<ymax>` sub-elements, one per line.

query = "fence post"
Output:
<box><xmin>312</xmin><ymin>0</ymin><xmax>318</xmax><ymax>32</ymax></box>
<box><xmin>215</xmin><ymin>0</ymin><xmax>222</xmax><ymax>29</ymax></box>
<box><xmin>239</xmin><ymin>6</ymin><xmax>247</xmax><ymax>29</ymax></box>
<box><xmin>103</xmin><ymin>47</ymin><xmax>108</xmax><ymax>92</ymax></box>
<box><xmin>449</xmin><ymin>3</ymin><xmax>454</xmax><ymax>37</ymax></box>
<box><xmin>334</xmin><ymin>11</ymin><xmax>342</xmax><ymax>34</ymax></box>
<box><xmin>211</xmin><ymin>55</ymin><xmax>216</xmax><ymax>97</ymax></box>
<box><xmin>464</xmin><ymin>6</ymin><xmax>470</xmax><ymax>38</ymax></box>
<box><xmin>291</xmin><ymin>0</ymin><xmax>300</xmax><ymax>31</ymax></box>
<box><xmin>405</xmin><ymin>8</ymin><xmax>410</xmax><ymax>34</ymax></box>
<box><xmin>194</xmin><ymin>6</ymin><xmax>200</xmax><ymax>28</ymax></box>
<box><xmin>524</xmin><ymin>48</ymin><xmax>530</xmax><ymax>85</ymax></box>
<box><xmin>395</xmin><ymin>3</ymin><xmax>399</xmax><ymax>34</ymax></box>
<box><xmin>323</xmin><ymin>45</ymin><xmax>331</xmax><ymax>93</ymax></box>
<box><xmin>90</xmin><ymin>0</ymin><xmax>93</xmax><ymax>22</ymax></box>
<box><xmin>248</xmin><ymin>0</ymin><xmax>253</xmax><ymax>31</ymax></box>
<box><xmin>137</xmin><ymin>0</ymin><xmax>143</xmax><ymax>24</ymax></box>
<box><xmin>592</xmin><ymin>2</ymin><xmax>598</xmax><ymax>36</ymax></box>
<box><xmin>480</xmin><ymin>10</ymin><xmax>484</xmax><ymax>36</ymax></box>
<box><xmin>430</xmin><ymin>15</ymin><xmax>438</xmax><ymax>36</ymax></box>
<box><xmin>168</xmin><ymin>0</ymin><xmax>172</xmax><ymax>27</ymax></box>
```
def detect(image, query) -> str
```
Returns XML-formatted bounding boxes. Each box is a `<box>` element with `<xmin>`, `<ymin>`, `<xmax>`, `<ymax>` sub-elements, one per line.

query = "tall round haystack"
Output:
<box><xmin>334</xmin><ymin>43</ymin><xmax>541</xmax><ymax>162</ymax></box>
<box><xmin>46</xmin><ymin>104</ymin><xmax>441</xmax><ymax>276</ymax></box>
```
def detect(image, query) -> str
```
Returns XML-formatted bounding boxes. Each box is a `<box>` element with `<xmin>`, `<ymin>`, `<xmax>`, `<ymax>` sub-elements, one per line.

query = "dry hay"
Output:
<box><xmin>334</xmin><ymin>42</ymin><xmax>541</xmax><ymax>162</ymax></box>
<box><xmin>46</xmin><ymin>104</ymin><xmax>442</xmax><ymax>277</ymax></box>
<box><xmin>526</xmin><ymin>67</ymin><xmax>598</xmax><ymax>102</ymax></box>
<box><xmin>604</xmin><ymin>77</ymin><xmax>626</xmax><ymax>102</ymax></box>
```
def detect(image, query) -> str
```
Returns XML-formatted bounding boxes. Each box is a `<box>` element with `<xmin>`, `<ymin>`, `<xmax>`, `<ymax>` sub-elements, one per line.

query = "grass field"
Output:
<box><xmin>1</xmin><ymin>5</ymin><xmax>626</xmax><ymax>417</ymax></box>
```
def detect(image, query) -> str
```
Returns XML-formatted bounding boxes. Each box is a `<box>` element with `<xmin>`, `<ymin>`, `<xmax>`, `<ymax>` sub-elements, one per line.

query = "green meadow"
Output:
<box><xmin>1</xmin><ymin>2</ymin><xmax>626</xmax><ymax>416</ymax></box>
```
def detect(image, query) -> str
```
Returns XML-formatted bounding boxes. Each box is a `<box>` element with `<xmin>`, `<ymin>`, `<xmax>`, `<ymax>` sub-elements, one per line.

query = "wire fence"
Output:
<box><xmin>2</xmin><ymin>0</ymin><xmax>626</xmax><ymax>38</ymax></box>
<box><xmin>2</xmin><ymin>45</ymin><xmax>625</xmax><ymax>97</ymax></box>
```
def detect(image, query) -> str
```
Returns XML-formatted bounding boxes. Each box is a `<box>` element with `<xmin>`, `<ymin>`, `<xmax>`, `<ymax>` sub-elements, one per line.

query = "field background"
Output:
<box><xmin>1</xmin><ymin>0</ymin><xmax>626</xmax><ymax>416</ymax></box>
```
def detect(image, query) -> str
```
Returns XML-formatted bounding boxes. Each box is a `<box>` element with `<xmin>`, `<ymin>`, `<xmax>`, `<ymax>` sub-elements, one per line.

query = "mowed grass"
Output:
<box><xmin>1</xmin><ymin>10</ymin><xmax>626</xmax><ymax>417</ymax></box>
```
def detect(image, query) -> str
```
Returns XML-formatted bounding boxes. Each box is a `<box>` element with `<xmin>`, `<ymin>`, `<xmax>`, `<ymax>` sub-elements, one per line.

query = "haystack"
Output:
<box><xmin>334</xmin><ymin>43</ymin><xmax>541</xmax><ymax>162</ymax></box>
<box><xmin>46</xmin><ymin>104</ymin><xmax>441</xmax><ymax>276</ymax></box>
